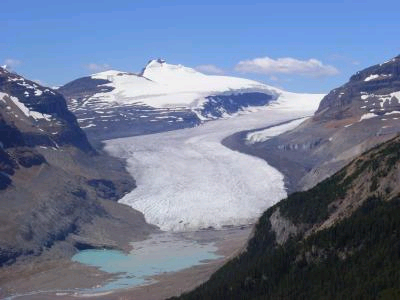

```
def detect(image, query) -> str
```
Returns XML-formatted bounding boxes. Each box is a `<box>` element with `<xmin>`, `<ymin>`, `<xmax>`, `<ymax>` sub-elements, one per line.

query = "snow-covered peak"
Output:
<box><xmin>141</xmin><ymin>59</ymin><xmax>201</xmax><ymax>79</ymax></box>
<box><xmin>87</xmin><ymin>60</ymin><xmax>281</xmax><ymax>108</ymax></box>
<box><xmin>140</xmin><ymin>60</ymin><xmax>277</xmax><ymax>95</ymax></box>
<box><xmin>0</xmin><ymin>65</ymin><xmax>10</xmax><ymax>74</ymax></box>
<box><xmin>79</xmin><ymin>60</ymin><xmax>324</xmax><ymax>113</ymax></box>
<box><xmin>92</xmin><ymin>70</ymin><xmax>132</xmax><ymax>80</ymax></box>
<box><xmin>141</xmin><ymin>58</ymin><xmax>167</xmax><ymax>71</ymax></box>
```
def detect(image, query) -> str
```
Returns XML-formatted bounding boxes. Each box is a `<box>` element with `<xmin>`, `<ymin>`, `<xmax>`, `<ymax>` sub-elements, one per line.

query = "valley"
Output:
<box><xmin>3</xmin><ymin>53</ymin><xmax>400</xmax><ymax>299</ymax></box>
<box><xmin>1</xmin><ymin>101</ymin><xmax>320</xmax><ymax>299</ymax></box>
<box><xmin>3</xmin><ymin>2</ymin><xmax>400</xmax><ymax>300</ymax></box>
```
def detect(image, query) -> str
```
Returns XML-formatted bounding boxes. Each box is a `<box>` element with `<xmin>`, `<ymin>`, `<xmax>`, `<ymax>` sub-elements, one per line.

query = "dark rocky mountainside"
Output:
<box><xmin>315</xmin><ymin>54</ymin><xmax>400</xmax><ymax>121</ymax></box>
<box><xmin>0</xmin><ymin>67</ymin><xmax>93</xmax><ymax>153</ymax></box>
<box><xmin>59</xmin><ymin>74</ymin><xmax>201</xmax><ymax>142</ymax></box>
<box><xmin>173</xmin><ymin>133</ymin><xmax>400</xmax><ymax>300</ymax></box>
<box><xmin>0</xmin><ymin>67</ymin><xmax>155</xmax><ymax>269</ymax></box>
<box><xmin>230</xmin><ymin>55</ymin><xmax>400</xmax><ymax>192</ymax></box>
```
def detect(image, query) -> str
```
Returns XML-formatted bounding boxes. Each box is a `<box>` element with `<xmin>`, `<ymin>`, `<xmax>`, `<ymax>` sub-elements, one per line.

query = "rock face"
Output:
<box><xmin>233</xmin><ymin>55</ymin><xmax>400</xmax><ymax>192</ymax></box>
<box><xmin>315</xmin><ymin>54</ymin><xmax>400</xmax><ymax>121</ymax></box>
<box><xmin>58</xmin><ymin>60</ymin><xmax>276</xmax><ymax>141</ymax></box>
<box><xmin>0</xmin><ymin>67</ymin><xmax>155</xmax><ymax>267</ymax></box>
<box><xmin>0</xmin><ymin>67</ymin><xmax>93</xmax><ymax>152</ymax></box>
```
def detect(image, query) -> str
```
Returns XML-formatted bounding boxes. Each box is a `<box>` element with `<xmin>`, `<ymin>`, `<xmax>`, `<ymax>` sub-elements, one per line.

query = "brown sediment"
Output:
<box><xmin>93</xmin><ymin>227</ymin><xmax>251</xmax><ymax>300</ymax></box>
<box><xmin>4</xmin><ymin>227</ymin><xmax>251</xmax><ymax>300</ymax></box>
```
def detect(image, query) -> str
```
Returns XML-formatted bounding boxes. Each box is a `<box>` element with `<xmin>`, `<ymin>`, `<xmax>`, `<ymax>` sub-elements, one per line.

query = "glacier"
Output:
<box><xmin>105</xmin><ymin>96</ymin><xmax>322</xmax><ymax>231</ymax></box>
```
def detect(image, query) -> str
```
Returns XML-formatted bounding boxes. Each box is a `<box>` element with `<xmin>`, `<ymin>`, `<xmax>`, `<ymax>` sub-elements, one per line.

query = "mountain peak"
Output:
<box><xmin>140</xmin><ymin>59</ymin><xmax>202</xmax><ymax>80</ymax></box>
<box><xmin>140</xmin><ymin>58</ymin><xmax>168</xmax><ymax>75</ymax></box>
<box><xmin>91</xmin><ymin>69</ymin><xmax>127</xmax><ymax>78</ymax></box>
<box><xmin>147</xmin><ymin>58</ymin><xmax>166</xmax><ymax>66</ymax></box>
<box><xmin>0</xmin><ymin>65</ymin><xmax>10</xmax><ymax>74</ymax></box>
<box><xmin>155</xmin><ymin>58</ymin><xmax>166</xmax><ymax>64</ymax></box>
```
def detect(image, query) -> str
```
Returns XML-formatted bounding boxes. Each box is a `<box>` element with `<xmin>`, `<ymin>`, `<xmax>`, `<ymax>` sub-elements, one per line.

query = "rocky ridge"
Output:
<box><xmin>0</xmin><ymin>67</ymin><xmax>155</xmax><ymax>268</ymax></box>
<box><xmin>232</xmin><ymin>55</ymin><xmax>400</xmax><ymax>192</ymax></box>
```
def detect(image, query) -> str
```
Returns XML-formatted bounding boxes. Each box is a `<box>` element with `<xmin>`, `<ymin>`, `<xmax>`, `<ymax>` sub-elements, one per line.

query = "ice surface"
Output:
<box><xmin>246</xmin><ymin>117</ymin><xmax>308</xmax><ymax>144</ymax></box>
<box><xmin>266</xmin><ymin>91</ymin><xmax>323</xmax><ymax>111</ymax></box>
<box><xmin>385</xmin><ymin>111</ymin><xmax>400</xmax><ymax>116</ymax></box>
<box><xmin>105</xmin><ymin>106</ymin><xmax>316</xmax><ymax>231</ymax></box>
<box><xmin>392</xmin><ymin>91</ymin><xmax>400</xmax><ymax>99</ymax></box>
<box><xmin>359</xmin><ymin>113</ymin><xmax>378</xmax><ymax>121</ymax></box>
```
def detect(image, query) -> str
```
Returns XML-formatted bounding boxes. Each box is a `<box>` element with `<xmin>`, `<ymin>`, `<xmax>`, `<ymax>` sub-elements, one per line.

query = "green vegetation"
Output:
<box><xmin>173</xmin><ymin>197</ymin><xmax>400</xmax><ymax>300</ymax></box>
<box><xmin>171</xmin><ymin>136</ymin><xmax>400</xmax><ymax>300</ymax></box>
<box><xmin>278</xmin><ymin>169</ymin><xmax>347</xmax><ymax>225</ymax></box>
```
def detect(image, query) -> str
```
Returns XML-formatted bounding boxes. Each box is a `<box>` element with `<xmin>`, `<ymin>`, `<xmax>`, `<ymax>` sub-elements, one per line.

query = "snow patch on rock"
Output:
<box><xmin>364</xmin><ymin>74</ymin><xmax>392</xmax><ymax>82</ymax></box>
<box><xmin>0</xmin><ymin>92</ymin><xmax>52</xmax><ymax>121</ymax></box>
<box><xmin>246</xmin><ymin>117</ymin><xmax>309</xmax><ymax>144</ymax></box>
<box><xmin>359</xmin><ymin>113</ymin><xmax>378</xmax><ymax>121</ymax></box>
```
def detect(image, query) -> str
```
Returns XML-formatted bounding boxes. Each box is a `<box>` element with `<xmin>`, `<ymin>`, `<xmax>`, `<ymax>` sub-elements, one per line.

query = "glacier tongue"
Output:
<box><xmin>105</xmin><ymin>107</ymin><xmax>317</xmax><ymax>232</ymax></box>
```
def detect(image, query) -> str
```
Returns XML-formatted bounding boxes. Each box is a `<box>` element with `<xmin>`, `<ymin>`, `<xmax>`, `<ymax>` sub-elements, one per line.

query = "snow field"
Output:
<box><xmin>246</xmin><ymin>117</ymin><xmax>309</xmax><ymax>144</ymax></box>
<box><xmin>91</xmin><ymin>60</ymin><xmax>277</xmax><ymax>108</ymax></box>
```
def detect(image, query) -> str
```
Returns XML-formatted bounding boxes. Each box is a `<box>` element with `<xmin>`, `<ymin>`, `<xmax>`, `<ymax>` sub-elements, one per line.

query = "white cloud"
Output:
<box><xmin>235</xmin><ymin>57</ymin><xmax>339</xmax><ymax>77</ymax></box>
<box><xmin>3</xmin><ymin>58</ymin><xmax>22</xmax><ymax>69</ymax></box>
<box><xmin>195</xmin><ymin>64</ymin><xmax>224</xmax><ymax>75</ymax></box>
<box><xmin>269</xmin><ymin>75</ymin><xmax>279</xmax><ymax>81</ymax></box>
<box><xmin>85</xmin><ymin>63</ymin><xmax>111</xmax><ymax>72</ymax></box>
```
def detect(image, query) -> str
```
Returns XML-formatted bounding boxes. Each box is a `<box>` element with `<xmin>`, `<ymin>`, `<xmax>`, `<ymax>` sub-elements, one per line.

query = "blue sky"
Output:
<box><xmin>1</xmin><ymin>0</ymin><xmax>399</xmax><ymax>92</ymax></box>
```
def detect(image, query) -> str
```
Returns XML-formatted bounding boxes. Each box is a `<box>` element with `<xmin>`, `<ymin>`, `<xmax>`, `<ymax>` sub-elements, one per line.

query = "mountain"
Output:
<box><xmin>59</xmin><ymin>59</ymin><xmax>323</xmax><ymax>141</ymax></box>
<box><xmin>0</xmin><ymin>67</ymin><xmax>155</xmax><ymax>269</ymax></box>
<box><xmin>0</xmin><ymin>67</ymin><xmax>93</xmax><ymax>153</ymax></box>
<box><xmin>224</xmin><ymin>55</ymin><xmax>400</xmax><ymax>192</ymax></box>
<box><xmin>172</xmin><ymin>133</ymin><xmax>400</xmax><ymax>300</ymax></box>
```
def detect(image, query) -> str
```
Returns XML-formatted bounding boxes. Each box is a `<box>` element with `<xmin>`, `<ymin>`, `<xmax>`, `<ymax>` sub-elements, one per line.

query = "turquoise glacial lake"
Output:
<box><xmin>72</xmin><ymin>232</ymin><xmax>222</xmax><ymax>293</ymax></box>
